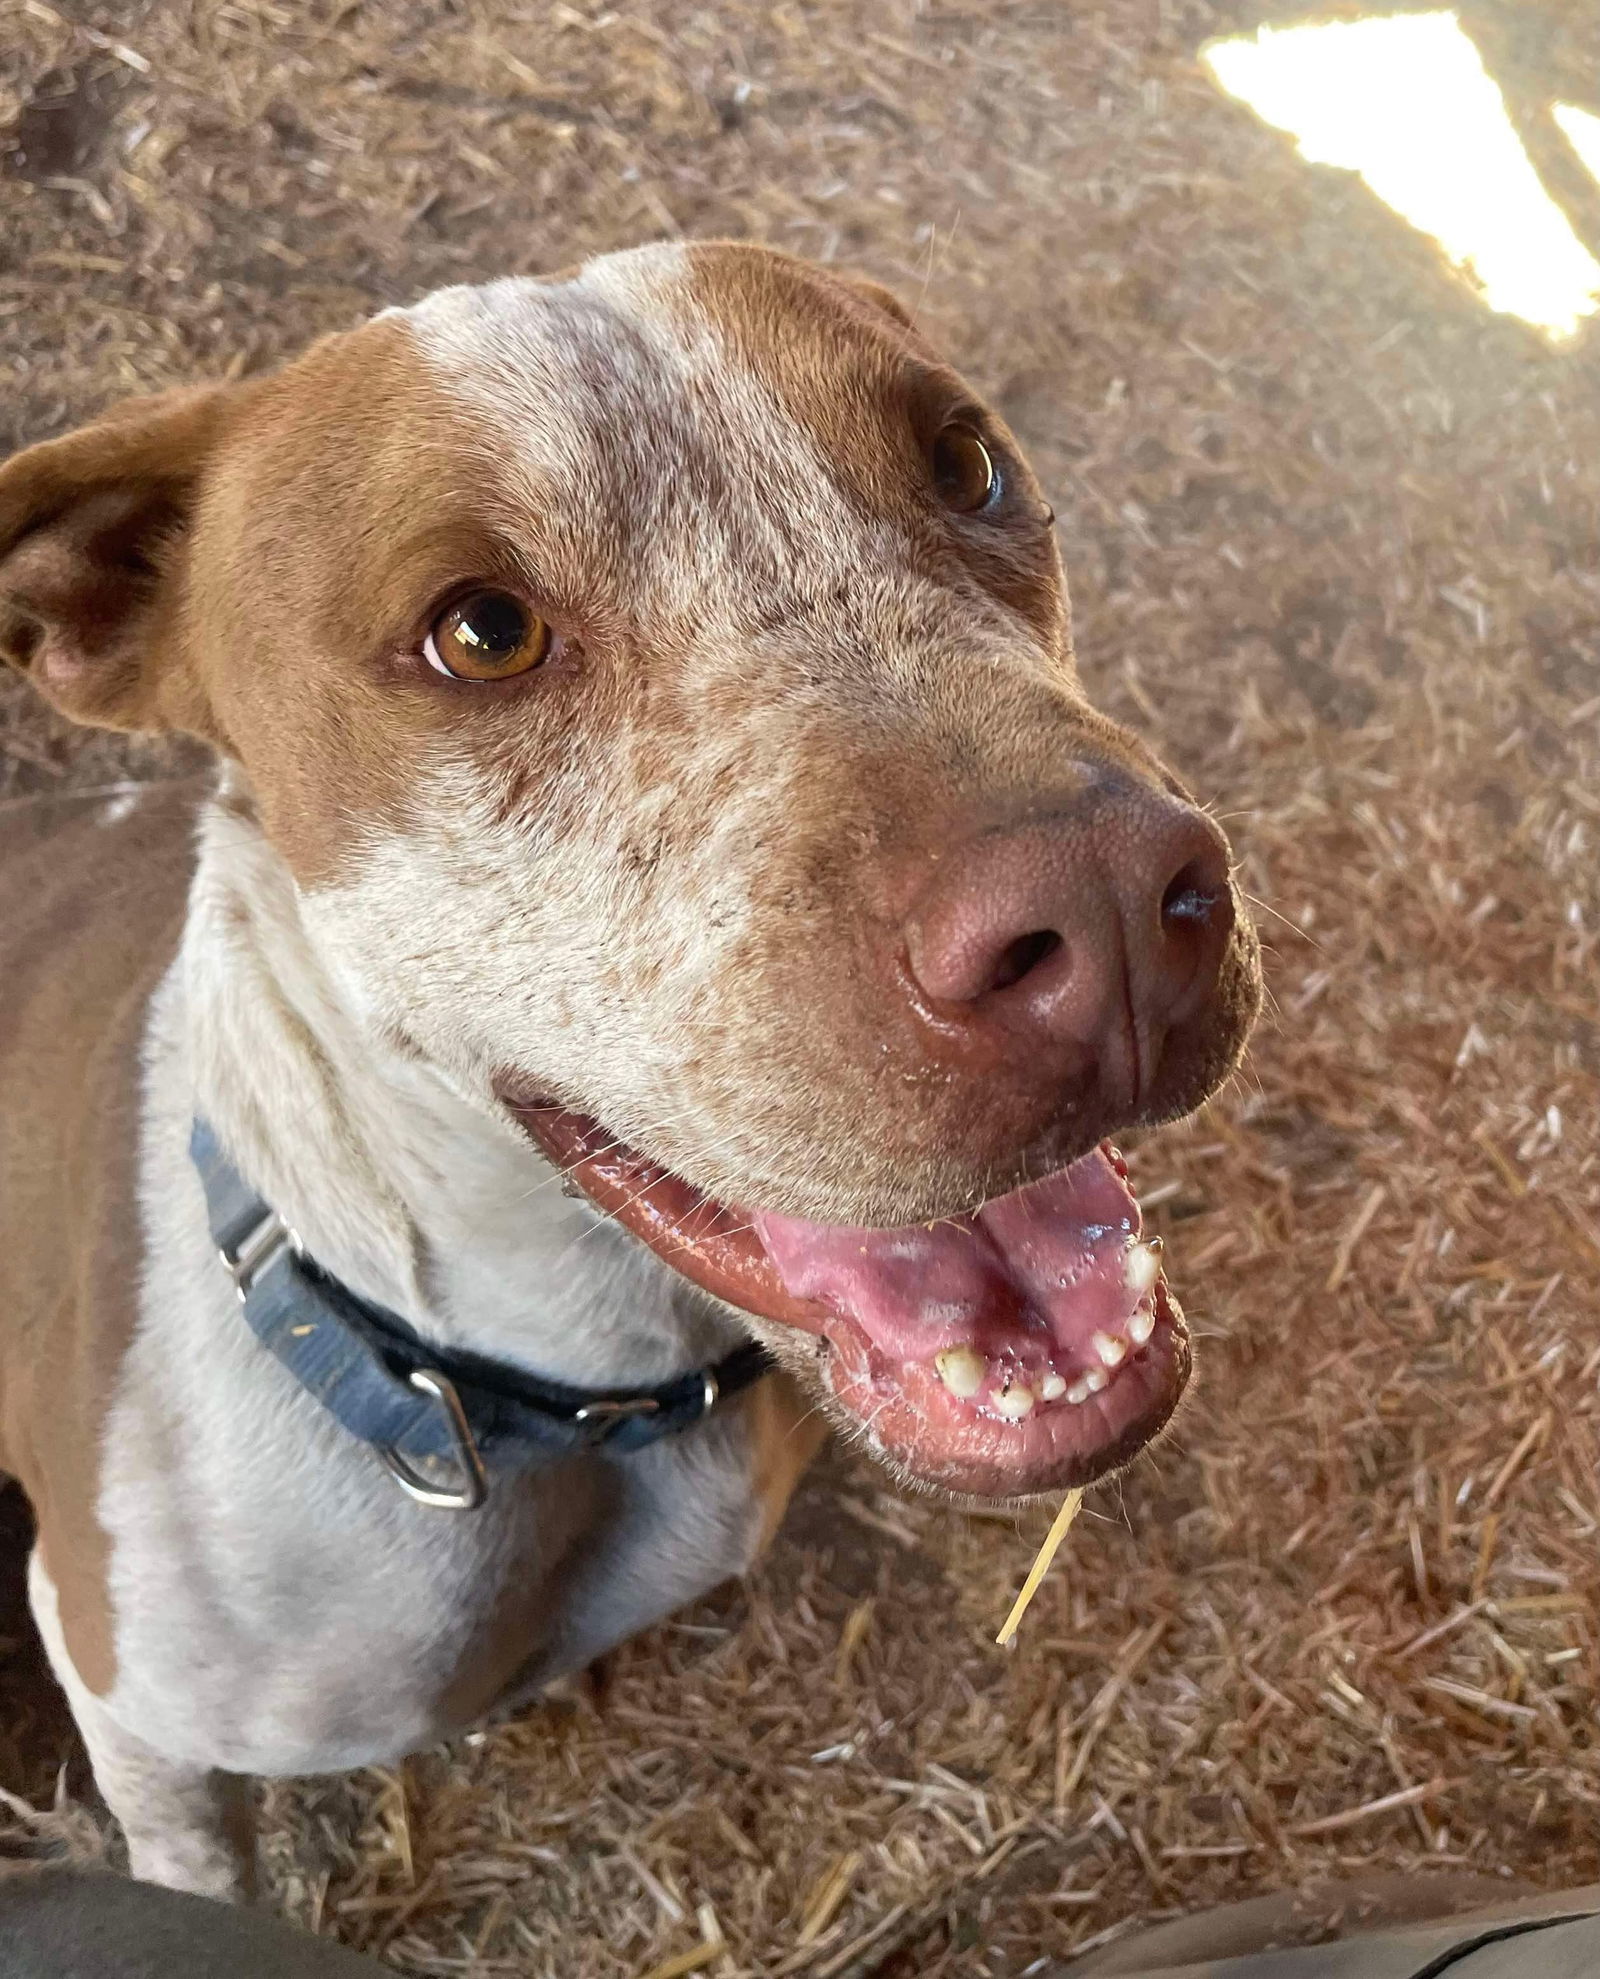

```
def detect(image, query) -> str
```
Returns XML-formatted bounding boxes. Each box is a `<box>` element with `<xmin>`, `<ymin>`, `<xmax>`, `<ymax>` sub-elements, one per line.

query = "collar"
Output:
<box><xmin>190</xmin><ymin>1119</ymin><xmax>772</xmax><ymax>1512</ymax></box>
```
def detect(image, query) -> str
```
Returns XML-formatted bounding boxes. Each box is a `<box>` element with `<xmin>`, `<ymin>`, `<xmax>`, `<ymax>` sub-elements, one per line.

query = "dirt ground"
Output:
<box><xmin>2</xmin><ymin>1</ymin><xmax>1599</xmax><ymax>1974</ymax></box>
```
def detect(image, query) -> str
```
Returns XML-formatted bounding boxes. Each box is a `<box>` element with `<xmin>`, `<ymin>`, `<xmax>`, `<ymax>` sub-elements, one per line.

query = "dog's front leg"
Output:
<box><xmin>28</xmin><ymin>1551</ymin><xmax>255</xmax><ymax>1902</ymax></box>
<box><xmin>79</xmin><ymin>1709</ymin><xmax>255</xmax><ymax>1903</ymax></box>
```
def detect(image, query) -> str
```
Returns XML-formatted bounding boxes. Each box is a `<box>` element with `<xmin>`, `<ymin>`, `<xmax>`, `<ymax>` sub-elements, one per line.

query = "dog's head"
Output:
<box><xmin>0</xmin><ymin>242</ymin><xmax>1259</xmax><ymax>1499</ymax></box>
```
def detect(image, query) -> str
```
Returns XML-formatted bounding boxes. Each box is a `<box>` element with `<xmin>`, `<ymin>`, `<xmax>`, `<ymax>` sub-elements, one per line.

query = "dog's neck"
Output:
<box><xmin>176</xmin><ymin>774</ymin><xmax>741</xmax><ymax>1388</ymax></box>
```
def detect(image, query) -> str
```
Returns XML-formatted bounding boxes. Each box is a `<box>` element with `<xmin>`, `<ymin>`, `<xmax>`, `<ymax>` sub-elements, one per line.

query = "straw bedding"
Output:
<box><xmin>1</xmin><ymin>1</ymin><xmax>1596</xmax><ymax>1973</ymax></box>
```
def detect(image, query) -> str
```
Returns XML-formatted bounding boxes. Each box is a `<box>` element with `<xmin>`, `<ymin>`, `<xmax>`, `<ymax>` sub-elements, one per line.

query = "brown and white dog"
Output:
<box><xmin>0</xmin><ymin>242</ymin><xmax>1259</xmax><ymax>1898</ymax></box>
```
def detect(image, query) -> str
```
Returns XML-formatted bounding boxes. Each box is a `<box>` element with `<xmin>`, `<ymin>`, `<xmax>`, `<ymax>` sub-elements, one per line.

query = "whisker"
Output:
<box><xmin>1242</xmin><ymin>891</ymin><xmax>1325</xmax><ymax>952</ymax></box>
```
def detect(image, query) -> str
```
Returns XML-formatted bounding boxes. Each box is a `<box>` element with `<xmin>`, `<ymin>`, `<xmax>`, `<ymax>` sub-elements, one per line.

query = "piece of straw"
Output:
<box><xmin>995</xmin><ymin>1489</ymin><xmax>1085</xmax><ymax>1647</ymax></box>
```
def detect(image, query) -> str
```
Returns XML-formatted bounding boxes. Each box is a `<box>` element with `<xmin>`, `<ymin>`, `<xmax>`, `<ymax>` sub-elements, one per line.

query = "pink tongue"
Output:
<box><xmin>753</xmin><ymin>1148</ymin><xmax>1143</xmax><ymax>1363</ymax></box>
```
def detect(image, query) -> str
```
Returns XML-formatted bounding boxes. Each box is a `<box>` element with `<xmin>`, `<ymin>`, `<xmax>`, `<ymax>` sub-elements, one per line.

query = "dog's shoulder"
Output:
<box><xmin>0</xmin><ymin>776</ymin><xmax>199</xmax><ymax>1019</ymax></box>
<box><xmin>0</xmin><ymin>774</ymin><xmax>201</xmax><ymax>902</ymax></box>
<box><xmin>0</xmin><ymin>777</ymin><xmax>200</xmax><ymax>1135</ymax></box>
<box><xmin>0</xmin><ymin>774</ymin><xmax>200</xmax><ymax>1638</ymax></box>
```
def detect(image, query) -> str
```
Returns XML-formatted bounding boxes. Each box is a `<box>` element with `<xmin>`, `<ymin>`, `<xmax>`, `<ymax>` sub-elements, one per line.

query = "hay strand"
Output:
<box><xmin>996</xmin><ymin>1491</ymin><xmax>1086</xmax><ymax>1647</ymax></box>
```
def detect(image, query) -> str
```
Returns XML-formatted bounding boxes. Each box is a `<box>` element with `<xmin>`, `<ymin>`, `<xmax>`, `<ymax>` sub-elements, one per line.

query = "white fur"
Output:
<box><xmin>42</xmin><ymin>789</ymin><xmax>777</xmax><ymax>1891</ymax></box>
<box><xmin>401</xmin><ymin>247</ymin><xmax>891</xmax><ymax>631</ymax></box>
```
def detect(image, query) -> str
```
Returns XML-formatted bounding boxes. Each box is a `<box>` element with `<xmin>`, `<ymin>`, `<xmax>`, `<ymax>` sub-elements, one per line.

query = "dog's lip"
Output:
<box><xmin>498</xmin><ymin>1085</ymin><xmax>1191</xmax><ymax>1499</ymax></box>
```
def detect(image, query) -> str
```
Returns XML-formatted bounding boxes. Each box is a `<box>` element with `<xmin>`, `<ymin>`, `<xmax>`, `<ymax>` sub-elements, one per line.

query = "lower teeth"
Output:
<box><xmin>993</xmin><ymin>1385</ymin><xmax>1035</xmax><ymax>1420</ymax></box>
<box><xmin>932</xmin><ymin>1305</ymin><xmax>1159</xmax><ymax>1417</ymax></box>
<box><xmin>934</xmin><ymin>1346</ymin><xmax>986</xmax><ymax>1398</ymax></box>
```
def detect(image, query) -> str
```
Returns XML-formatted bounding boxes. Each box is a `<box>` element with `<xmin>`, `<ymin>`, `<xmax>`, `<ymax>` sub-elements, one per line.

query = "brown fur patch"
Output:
<box><xmin>0</xmin><ymin>786</ymin><xmax>198</xmax><ymax>1693</ymax></box>
<box><xmin>744</xmin><ymin>1372</ymin><xmax>831</xmax><ymax>1557</ymax></box>
<box><xmin>674</xmin><ymin>242</ymin><xmax>1066</xmax><ymax>642</ymax></box>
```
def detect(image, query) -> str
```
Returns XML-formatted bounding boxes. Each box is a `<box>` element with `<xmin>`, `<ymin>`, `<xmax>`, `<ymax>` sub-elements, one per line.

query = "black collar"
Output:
<box><xmin>191</xmin><ymin>1118</ymin><xmax>772</xmax><ymax>1510</ymax></box>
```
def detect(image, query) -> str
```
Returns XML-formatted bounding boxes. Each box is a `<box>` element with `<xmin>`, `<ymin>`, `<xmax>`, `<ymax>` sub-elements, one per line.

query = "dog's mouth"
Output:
<box><xmin>503</xmin><ymin>1097</ymin><xmax>1188</xmax><ymax>1500</ymax></box>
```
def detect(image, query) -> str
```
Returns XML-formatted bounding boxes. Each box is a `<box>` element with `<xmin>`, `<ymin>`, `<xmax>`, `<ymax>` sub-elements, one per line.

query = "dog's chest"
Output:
<box><xmin>78</xmin><ymin>947</ymin><xmax>771</xmax><ymax>1777</ymax></box>
<box><xmin>96</xmin><ymin>1262</ymin><xmax>768</xmax><ymax>1774</ymax></box>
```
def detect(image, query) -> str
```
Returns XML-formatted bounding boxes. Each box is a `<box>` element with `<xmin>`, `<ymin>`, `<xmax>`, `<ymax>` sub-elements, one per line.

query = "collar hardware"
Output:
<box><xmin>220</xmin><ymin>1207</ymin><xmax>298</xmax><ymax>1301</ymax></box>
<box><xmin>189</xmin><ymin>1118</ymin><xmax>773</xmax><ymax>1510</ymax></box>
<box><xmin>571</xmin><ymin>1394</ymin><xmax>660</xmax><ymax>1433</ymax></box>
<box><xmin>377</xmin><ymin>1369</ymin><xmax>489</xmax><ymax>1512</ymax></box>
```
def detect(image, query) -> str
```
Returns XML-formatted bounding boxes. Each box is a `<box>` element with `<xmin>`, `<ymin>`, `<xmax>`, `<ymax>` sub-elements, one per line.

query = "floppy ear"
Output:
<box><xmin>837</xmin><ymin>274</ymin><xmax>915</xmax><ymax>330</ymax></box>
<box><xmin>0</xmin><ymin>381</ymin><xmax>255</xmax><ymax>733</ymax></box>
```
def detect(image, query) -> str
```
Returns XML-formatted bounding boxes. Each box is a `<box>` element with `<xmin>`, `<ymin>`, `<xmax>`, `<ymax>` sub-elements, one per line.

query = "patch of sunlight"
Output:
<box><xmin>1204</xmin><ymin>11</ymin><xmax>1600</xmax><ymax>341</ymax></box>
<box><xmin>1554</xmin><ymin>102</ymin><xmax>1600</xmax><ymax>190</ymax></box>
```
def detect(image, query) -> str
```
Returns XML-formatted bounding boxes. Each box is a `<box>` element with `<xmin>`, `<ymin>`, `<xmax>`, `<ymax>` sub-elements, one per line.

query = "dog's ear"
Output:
<box><xmin>0</xmin><ymin>381</ymin><xmax>256</xmax><ymax>733</ymax></box>
<box><xmin>837</xmin><ymin>274</ymin><xmax>915</xmax><ymax>330</ymax></box>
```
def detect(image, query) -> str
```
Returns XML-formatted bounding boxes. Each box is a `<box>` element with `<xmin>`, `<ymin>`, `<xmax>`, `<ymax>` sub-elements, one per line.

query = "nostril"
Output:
<box><xmin>986</xmin><ymin>928</ymin><xmax>1062</xmax><ymax>993</ymax></box>
<box><xmin>1160</xmin><ymin>859</ymin><xmax>1223</xmax><ymax>933</ymax></box>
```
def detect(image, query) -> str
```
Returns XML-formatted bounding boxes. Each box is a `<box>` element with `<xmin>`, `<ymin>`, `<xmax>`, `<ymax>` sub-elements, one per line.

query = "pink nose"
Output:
<box><xmin>904</xmin><ymin>786</ymin><xmax>1235</xmax><ymax>1113</ymax></box>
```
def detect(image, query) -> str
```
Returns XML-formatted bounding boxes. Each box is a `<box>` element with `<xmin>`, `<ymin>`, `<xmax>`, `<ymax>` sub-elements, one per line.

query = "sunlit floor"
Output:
<box><xmin>1556</xmin><ymin>100</ymin><xmax>1600</xmax><ymax>188</ymax></box>
<box><xmin>1205</xmin><ymin>9</ymin><xmax>1600</xmax><ymax>340</ymax></box>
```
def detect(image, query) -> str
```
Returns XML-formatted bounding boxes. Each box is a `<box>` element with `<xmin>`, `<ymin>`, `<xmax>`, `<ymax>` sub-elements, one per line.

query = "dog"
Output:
<box><xmin>0</xmin><ymin>241</ymin><xmax>1260</xmax><ymax>1898</ymax></box>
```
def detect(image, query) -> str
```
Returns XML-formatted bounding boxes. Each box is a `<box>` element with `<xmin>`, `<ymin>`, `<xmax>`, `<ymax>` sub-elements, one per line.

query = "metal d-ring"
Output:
<box><xmin>219</xmin><ymin>1209</ymin><xmax>299</xmax><ymax>1303</ymax></box>
<box><xmin>378</xmin><ymin>1369</ymin><xmax>489</xmax><ymax>1512</ymax></box>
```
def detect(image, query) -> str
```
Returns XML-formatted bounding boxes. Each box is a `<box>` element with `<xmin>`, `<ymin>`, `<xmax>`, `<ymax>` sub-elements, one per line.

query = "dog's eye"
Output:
<box><xmin>931</xmin><ymin>424</ymin><xmax>998</xmax><ymax>513</ymax></box>
<box><xmin>423</xmin><ymin>590</ymin><xmax>550</xmax><ymax>681</ymax></box>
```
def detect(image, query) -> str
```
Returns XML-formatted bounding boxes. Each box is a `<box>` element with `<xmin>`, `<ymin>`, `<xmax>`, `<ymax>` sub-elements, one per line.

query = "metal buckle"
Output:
<box><xmin>571</xmin><ymin>1368</ymin><xmax>721</xmax><ymax>1443</ymax></box>
<box><xmin>377</xmin><ymin>1369</ymin><xmax>488</xmax><ymax>1512</ymax></box>
<box><xmin>220</xmin><ymin>1210</ymin><xmax>298</xmax><ymax>1302</ymax></box>
<box><xmin>572</xmin><ymin>1395</ymin><xmax>660</xmax><ymax>1442</ymax></box>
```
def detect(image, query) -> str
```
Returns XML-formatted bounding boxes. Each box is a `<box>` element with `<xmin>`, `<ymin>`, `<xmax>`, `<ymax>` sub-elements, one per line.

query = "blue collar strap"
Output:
<box><xmin>190</xmin><ymin>1119</ymin><xmax>772</xmax><ymax>1512</ymax></box>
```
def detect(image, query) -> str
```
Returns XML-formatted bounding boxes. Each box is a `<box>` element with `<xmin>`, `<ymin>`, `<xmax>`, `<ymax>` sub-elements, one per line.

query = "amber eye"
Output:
<box><xmin>423</xmin><ymin>590</ymin><xmax>550</xmax><ymax>681</ymax></box>
<box><xmin>931</xmin><ymin>423</ymin><xmax>999</xmax><ymax>513</ymax></box>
